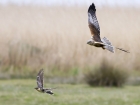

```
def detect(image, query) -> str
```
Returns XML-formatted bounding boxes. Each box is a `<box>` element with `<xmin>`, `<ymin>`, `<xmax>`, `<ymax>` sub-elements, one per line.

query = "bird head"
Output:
<box><xmin>87</xmin><ymin>39</ymin><xmax>94</xmax><ymax>45</ymax></box>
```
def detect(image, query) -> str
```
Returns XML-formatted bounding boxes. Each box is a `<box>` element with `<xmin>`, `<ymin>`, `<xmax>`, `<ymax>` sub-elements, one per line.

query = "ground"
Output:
<box><xmin>0</xmin><ymin>79</ymin><xmax>140</xmax><ymax>105</ymax></box>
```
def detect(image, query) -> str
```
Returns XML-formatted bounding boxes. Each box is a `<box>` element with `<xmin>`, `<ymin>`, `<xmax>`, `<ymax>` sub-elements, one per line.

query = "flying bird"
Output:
<box><xmin>34</xmin><ymin>69</ymin><xmax>56</xmax><ymax>95</ymax></box>
<box><xmin>87</xmin><ymin>3</ymin><xmax>129</xmax><ymax>53</ymax></box>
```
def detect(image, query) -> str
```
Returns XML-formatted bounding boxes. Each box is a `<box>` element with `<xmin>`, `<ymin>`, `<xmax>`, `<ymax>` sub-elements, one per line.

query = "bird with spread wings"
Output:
<box><xmin>87</xmin><ymin>3</ymin><xmax>129</xmax><ymax>53</ymax></box>
<box><xmin>34</xmin><ymin>69</ymin><xmax>56</xmax><ymax>95</ymax></box>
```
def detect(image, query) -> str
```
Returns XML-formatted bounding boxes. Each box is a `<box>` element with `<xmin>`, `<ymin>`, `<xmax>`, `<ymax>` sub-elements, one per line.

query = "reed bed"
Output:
<box><xmin>0</xmin><ymin>5</ymin><xmax>140</xmax><ymax>78</ymax></box>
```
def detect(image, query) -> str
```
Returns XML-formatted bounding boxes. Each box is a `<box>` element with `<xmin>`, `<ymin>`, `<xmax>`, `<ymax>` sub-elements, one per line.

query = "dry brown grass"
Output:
<box><xmin>0</xmin><ymin>5</ymin><xmax>140</xmax><ymax>77</ymax></box>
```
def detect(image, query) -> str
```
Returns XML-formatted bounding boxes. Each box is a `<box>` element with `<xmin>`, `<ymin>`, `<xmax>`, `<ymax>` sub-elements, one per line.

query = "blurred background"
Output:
<box><xmin>1</xmin><ymin>0</ymin><xmax>140</xmax><ymax>105</ymax></box>
<box><xmin>0</xmin><ymin>0</ymin><xmax>140</xmax><ymax>83</ymax></box>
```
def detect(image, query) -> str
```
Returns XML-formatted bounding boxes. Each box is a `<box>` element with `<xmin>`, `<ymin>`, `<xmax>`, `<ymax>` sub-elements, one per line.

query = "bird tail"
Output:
<box><xmin>102</xmin><ymin>37</ymin><xmax>129</xmax><ymax>53</ymax></box>
<box><xmin>104</xmin><ymin>45</ymin><xmax>115</xmax><ymax>53</ymax></box>
<box><xmin>46</xmin><ymin>90</ymin><xmax>54</xmax><ymax>95</ymax></box>
<box><xmin>102</xmin><ymin>37</ymin><xmax>115</xmax><ymax>53</ymax></box>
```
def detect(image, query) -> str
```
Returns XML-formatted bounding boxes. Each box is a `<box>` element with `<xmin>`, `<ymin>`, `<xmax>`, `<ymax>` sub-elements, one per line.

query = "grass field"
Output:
<box><xmin>0</xmin><ymin>79</ymin><xmax>140</xmax><ymax>105</ymax></box>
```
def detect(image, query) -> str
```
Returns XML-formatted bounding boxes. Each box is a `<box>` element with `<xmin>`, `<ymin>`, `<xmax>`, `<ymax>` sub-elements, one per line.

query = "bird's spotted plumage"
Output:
<box><xmin>87</xmin><ymin>3</ymin><xmax>129</xmax><ymax>53</ymax></box>
<box><xmin>35</xmin><ymin>69</ymin><xmax>54</xmax><ymax>95</ymax></box>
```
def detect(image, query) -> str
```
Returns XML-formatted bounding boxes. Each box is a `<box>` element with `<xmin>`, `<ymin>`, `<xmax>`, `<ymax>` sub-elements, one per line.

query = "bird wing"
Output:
<box><xmin>36</xmin><ymin>69</ymin><xmax>44</xmax><ymax>89</ymax></box>
<box><xmin>116</xmin><ymin>47</ymin><xmax>130</xmax><ymax>53</ymax></box>
<box><xmin>88</xmin><ymin>3</ymin><xmax>101</xmax><ymax>42</ymax></box>
<box><xmin>44</xmin><ymin>87</ymin><xmax>58</xmax><ymax>90</ymax></box>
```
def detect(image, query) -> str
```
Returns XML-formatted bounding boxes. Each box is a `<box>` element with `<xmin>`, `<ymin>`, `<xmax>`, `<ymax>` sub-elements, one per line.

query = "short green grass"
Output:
<box><xmin>0</xmin><ymin>79</ymin><xmax>140</xmax><ymax>105</ymax></box>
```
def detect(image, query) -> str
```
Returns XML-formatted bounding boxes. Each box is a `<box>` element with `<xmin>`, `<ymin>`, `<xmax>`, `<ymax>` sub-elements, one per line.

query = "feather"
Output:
<box><xmin>88</xmin><ymin>3</ymin><xmax>101</xmax><ymax>42</ymax></box>
<box><xmin>36</xmin><ymin>69</ymin><xmax>44</xmax><ymax>89</ymax></box>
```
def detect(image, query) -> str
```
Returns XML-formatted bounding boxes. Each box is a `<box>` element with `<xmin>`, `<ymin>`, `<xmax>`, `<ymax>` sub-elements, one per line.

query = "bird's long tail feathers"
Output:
<box><xmin>104</xmin><ymin>45</ymin><xmax>115</xmax><ymax>53</ymax></box>
<box><xmin>102</xmin><ymin>37</ymin><xmax>114</xmax><ymax>53</ymax></box>
<box><xmin>46</xmin><ymin>90</ymin><xmax>54</xmax><ymax>95</ymax></box>
<box><xmin>102</xmin><ymin>37</ymin><xmax>130</xmax><ymax>53</ymax></box>
<box><xmin>116</xmin><ymin>47</ymin><xmax>130</xmax><ymax>53</ymax></box>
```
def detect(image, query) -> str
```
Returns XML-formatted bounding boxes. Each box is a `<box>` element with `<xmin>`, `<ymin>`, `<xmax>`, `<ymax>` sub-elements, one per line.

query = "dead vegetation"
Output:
<box><xmin>0</xmin><ymin>5</ymin><xmax>140</xmax><ymax>78</ymax></box>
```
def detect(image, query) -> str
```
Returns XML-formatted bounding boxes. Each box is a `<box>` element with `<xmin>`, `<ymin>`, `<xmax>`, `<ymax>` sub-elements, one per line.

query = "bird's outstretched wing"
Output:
<box><xmin>36</xmin><ymin>69</ymin><xmax>44</xmax><ymax>89</ymax></box>
<box><xmin>88</xmin><ymin>3</ymin><xmax>101</xmax><ymax>42</ymax></box>
<box><xmin>116</xmin><ymin>47</ymin><xmax>130</xmax><ymax>53</ymax></box>
<box><xmin>44</xmin><ymin>87</ymin><xmax>58</xmax><ymax>90</ymax></box>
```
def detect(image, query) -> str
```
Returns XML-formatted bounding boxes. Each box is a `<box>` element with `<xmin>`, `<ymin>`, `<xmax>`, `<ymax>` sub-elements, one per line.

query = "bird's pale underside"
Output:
<box><xmin>87</xmin><ymin>3</ymin><xmax>129</xmax><ymax>53</ymax></box>
<box><xmin>35</xmin><ymin>69</ymin><xmax>56</xmax><ymax>95</ymax></box>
